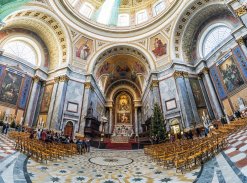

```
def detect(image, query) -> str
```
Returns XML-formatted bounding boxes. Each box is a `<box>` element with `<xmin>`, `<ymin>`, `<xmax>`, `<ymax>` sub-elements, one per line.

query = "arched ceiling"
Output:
<box><xmin>1</xmin><ymin>7</ymin><xmax>71</xmax><ymax>71</ymax></box>
<box><xmin>182</xmin><ymin>4</ymin><xmax>239</xmax><ymax>62</ymax></box>
<box><xmin>172</xmin><ymin>0</ymin><xmax>227</xmax><ymax>61</ymax></box>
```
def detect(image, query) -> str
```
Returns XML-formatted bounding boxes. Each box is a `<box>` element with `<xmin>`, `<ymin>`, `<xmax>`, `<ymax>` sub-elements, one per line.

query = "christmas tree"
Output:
<box><xmin>150</xmin><ymin>103</ymin><xmax>166</xmax><ymax>144</ymax></box>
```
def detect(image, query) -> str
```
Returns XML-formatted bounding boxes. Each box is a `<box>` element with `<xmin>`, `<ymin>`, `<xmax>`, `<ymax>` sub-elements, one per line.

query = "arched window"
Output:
<box><xmin>3</xmin><ymin>39</ymin><xmax>38</xmax><ymax>65</ymax></box>
<box><xmin>79</xmin><ymin>2</ymin><xmax>94</xmax><ymax>18</ymax></box>
<box><xmin>201</xmin><ymin>25</ymin><xmax>231</xmax><ymax>57</ymax></box>
<box><xmin>153</xmin><ymin>1</ymin><xmax>165</xmax><ymax>16</ymax></box>
<box><xmin>118</xmin><ymin>14</ymin><xmax>129</xmax><ymax>26</ymax></box>
<box><xmin>136</xmin><ymin>10</ymin><xmax>148</xmax><ymax>24</ymax></box>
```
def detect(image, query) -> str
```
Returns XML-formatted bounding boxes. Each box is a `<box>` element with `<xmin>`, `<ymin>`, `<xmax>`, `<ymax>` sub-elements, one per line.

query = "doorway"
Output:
<box><xmin>64</xmin><ymin>121</ymin><xmax>74</xmax><ymax>138</ymax></box>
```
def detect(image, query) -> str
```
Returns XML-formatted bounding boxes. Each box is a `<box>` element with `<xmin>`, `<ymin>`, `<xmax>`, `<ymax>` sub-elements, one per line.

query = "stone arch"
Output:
<box><xmin>170</xmin><ymin>0</ymin><xmax>232</xmax><ymax>62</ymax></box>
<box><xmin>87</xmin><ymin>43</ymin><xmax>156</xmax><ymax>74</ymax></box>
<box><xmin>1</xmin><ymin>5</ymin><xmax>72</xmax><ymax>70</ymax></box>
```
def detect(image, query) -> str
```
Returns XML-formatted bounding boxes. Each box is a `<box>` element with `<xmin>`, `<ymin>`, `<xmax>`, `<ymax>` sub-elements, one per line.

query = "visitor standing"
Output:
<box><xmin>85</xmin><ymin>138</ymin><xmax>90</xmax><ymax>152</ymax></box>
<box><xmin>2</xmin><ymin>123</ymin><xmax>6</xmax><ymax>134</ymax></box>
<box><xmin>5</xmin><ymin>123</ymin><xmax>9</xmax><ymax>134</ymax></box>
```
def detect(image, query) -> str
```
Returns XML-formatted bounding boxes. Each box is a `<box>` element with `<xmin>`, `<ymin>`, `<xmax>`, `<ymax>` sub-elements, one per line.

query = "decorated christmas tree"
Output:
<box><xmin>150</xmin><ymin>103</ymin><xmax>166</xmax><ymax>144</ymax></box>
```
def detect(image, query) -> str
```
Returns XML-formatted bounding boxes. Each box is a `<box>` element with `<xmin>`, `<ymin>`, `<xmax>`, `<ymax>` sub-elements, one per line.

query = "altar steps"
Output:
<box><xmin>106</xmin><ymin>142</ymin><xmax>132</xmax><ymax>150</ymax></box>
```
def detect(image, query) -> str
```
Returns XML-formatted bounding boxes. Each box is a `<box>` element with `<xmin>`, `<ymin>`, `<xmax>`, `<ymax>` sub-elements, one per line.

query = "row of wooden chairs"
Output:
<box><xmin>144</xmin><ymin>118</ymin><xmax>247</xmax><ymax>173</ymax></box>
<box><xmin>8</xmin><ymin>131</ymin><xmax>77</xmax><ymax>164</ymax></box>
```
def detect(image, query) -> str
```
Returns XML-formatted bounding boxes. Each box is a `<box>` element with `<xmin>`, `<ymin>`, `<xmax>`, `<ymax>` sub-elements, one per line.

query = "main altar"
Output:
<box><xmin>111</xmin><ymin>92</ymin><xmax>134</xmax><ymax>143</ymax></box>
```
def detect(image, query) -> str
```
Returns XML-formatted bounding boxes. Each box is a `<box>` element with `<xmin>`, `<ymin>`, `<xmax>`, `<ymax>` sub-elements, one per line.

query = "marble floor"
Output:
<box><xmin>0</xmin><ymin>129</ymin><xmax>247</xmax><ymax>183</ymax></box>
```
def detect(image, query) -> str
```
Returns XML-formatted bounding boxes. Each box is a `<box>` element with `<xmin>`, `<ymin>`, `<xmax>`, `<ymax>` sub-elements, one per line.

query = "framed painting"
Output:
<box><xmin>40</xmin><ymin>84</ymin><xmax>54</xmax><ymax>113</ymax></box>
<box><xmin>165</xmin><ymin>98</ymin><xmax>177</xmax><ymax>111</ymax></box>
<box><xmin>218</xmin><ymin>56</ymin><xmax>244</xmax><ymax>93</ymax></box>
<box><xmin>0</xmin><ymin>71</ymin><xmax>22</xmax><ymax>105</ymax></box>
<box><xmin>67</xmin><ymin>102</ymin><xmax>79</xmax><ymax>113</ymax></box>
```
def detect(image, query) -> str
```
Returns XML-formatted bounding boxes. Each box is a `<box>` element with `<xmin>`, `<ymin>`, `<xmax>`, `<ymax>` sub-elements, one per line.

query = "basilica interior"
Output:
<box><xmin>1</xmin><ymin>0</ymin><xmax>247</xmax><ymax>182</ymax></box>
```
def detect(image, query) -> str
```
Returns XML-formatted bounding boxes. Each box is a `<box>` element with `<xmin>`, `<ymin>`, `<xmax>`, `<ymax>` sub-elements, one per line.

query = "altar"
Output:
<box><xmin>111</xmin><ymin>124</ymin><xmax>133</xmax><ymax>143</ymax></box>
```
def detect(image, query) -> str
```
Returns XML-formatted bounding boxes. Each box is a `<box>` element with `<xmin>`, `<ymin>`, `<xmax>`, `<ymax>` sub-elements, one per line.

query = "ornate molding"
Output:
<box><xmin>235</xmin><ymin>6</ymin><xmax>247</xmax><ymax>17</ymax></box>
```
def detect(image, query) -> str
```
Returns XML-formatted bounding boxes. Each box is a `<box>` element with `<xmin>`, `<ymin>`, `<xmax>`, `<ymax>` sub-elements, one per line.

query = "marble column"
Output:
<box><xmin>32</xmin><ymin>82</ymin><xmax>45</xmax><ymax>127</ymax></box>
<box><xmin>138</xmin><ymin>108</ymin><xmax>143</xmax><ymax>134</ymax></box>
<box><xmin>174</xmin><ymin>71</ymin><xmax>193</xmax><ymax>129</ymax></box>
<box><xmin>25</xmin><ymin>76</ymin><xmax>41</xmax><ymax>127</ymax></box>
<box><xmin>134</xmin><ymin>107</ymin><xmax>138</xmax><ymax>136</ymax></box>
<box><xmin>237</xmin><ymin>37</ymin><xmax>247</xmax><ymax>58</ymax></box>
<box><xmin>151</xmin><ymin>80</ymin><xmax>161</xmax><ymax>106</ymax></box>
<box><xmin>79</xmin><ymin>82</ymin><xmax>93</xmax><ymax>134</ymax></box>
<box><xmin>47</xmin><ymin>77</ymin><xmax>59</xmax><ymax>129</ymax></box>
<box><xmin>202</xmin><ymin>68</ymin><xmax>223</xmax><ymax>119</ymax></box>
<box><xmin>50</xmin><ymin>75</ymin><xmax>69</xmax><ymax>130</ymax></box>
<box><xmin>109</xmin><ymin>107</ymin><xmax>113</xmax><ymax>134</ymax></box>
<box><xmin>183</xmin><ymin>74</ymin><xmax>201</xmax><ymax>124</ymax></box>
<box><xmin>198</xmin><ymin>76</ymin><xmax>215</xmax><ymax>119</ymax></box>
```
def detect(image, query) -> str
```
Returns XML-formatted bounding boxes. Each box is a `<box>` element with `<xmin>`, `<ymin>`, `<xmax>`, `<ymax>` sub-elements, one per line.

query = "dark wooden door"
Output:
<box><xmin>64</xmin><ymin>122</ymin><xmax>73</xmax><ymax>138</ymax></box>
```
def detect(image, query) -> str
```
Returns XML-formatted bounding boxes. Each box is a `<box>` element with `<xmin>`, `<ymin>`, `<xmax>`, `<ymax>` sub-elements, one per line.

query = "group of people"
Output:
<box><xmin>28</xmin><ymin>129</ymin><xmax>91</xmax><ymax>154</ymax></box>
<box><xmin>1</xmin><ymin>123</ymin><xmax>9</xmax><ymax>134</ymax></box>
<box><xmin>75</xmin><ymin>139</ymin><xmax>90</xmax><ymax>155</ymax></box>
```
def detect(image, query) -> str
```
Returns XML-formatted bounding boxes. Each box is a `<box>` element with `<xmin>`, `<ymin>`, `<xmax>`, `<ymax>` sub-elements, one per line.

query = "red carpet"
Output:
<box><xmin>106</xmin><ymin>142</ymin><xmax>132</xmax><ymax>150</ymax></box>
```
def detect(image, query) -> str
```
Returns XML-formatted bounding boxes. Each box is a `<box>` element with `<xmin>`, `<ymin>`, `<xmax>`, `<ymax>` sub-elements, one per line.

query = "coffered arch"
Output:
<box><xmin>1</xmin><ymin>5</ymin><xmax>72</xmax><ymax>71</ymax></box>
<box><xmin>171</xmin><ymin>0</ymin><xmax>227</xmax><ymax>62</ymax></box>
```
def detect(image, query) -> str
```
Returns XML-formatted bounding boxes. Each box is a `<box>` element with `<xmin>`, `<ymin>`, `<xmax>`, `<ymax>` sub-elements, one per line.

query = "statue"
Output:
<box><xmin>238</xmin><ymin>97</ymin><xmax>246</xmax><ymax>111</ymax></box>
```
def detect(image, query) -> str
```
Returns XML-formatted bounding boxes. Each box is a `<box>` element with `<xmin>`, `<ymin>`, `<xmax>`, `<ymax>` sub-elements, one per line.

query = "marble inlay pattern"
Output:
<box><xmin>27</xmin><ymin>150</ymin><xmax>200</xmax><ymax>183</ymax></box>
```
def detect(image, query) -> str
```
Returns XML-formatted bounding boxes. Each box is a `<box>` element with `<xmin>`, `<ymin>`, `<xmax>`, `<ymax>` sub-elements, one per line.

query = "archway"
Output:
<box><xmin>64</xmin><ymin>121</ymin><xmax>74</xmax><ymax>138</ymax></box>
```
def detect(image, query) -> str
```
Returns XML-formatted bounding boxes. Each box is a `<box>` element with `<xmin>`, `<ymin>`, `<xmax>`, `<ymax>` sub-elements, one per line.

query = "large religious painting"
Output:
<box><xmin>75</xmin><ymin>36</ymin><xmax>93</xmax><ymax>60</ymax></box>
<box><xmin>116</xmin><ymin>92</ymin><xmax>132</xmax><ymax>124</ymax></box>
<box><xmin>0</xmin><ymin>71</ymin><xmax>22</xmax><ymax>105</ymax></box>
<box><xmin>232</xmin><ymin>46</ymin><xmax>247</xmax><ymax>79</ymax></box>
<box><xmin>219</xmin><ymin>57</ymin><xmax>244</xmax><ymax>93</ymax></box>
<box><xmin>40</xmin><ymin>84</ymin><xmax>54</xmax><ymax>113</ymax></box>
<box><xmin>150</xmin><ymin>33</ymin><xmax>167</xmax><ymax>58</ymax></box>
<box><xmin>189</xmin><ymin>78</ymin><xmax>206</xmax><ymax>107</ymax></box>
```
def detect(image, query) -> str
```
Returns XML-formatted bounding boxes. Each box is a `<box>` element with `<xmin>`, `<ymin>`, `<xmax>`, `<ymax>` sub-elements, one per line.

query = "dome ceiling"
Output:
<box><xmin>58</xmin><ymin>0</ymin><xmax>180</xmax><ymax>37</ymax></box>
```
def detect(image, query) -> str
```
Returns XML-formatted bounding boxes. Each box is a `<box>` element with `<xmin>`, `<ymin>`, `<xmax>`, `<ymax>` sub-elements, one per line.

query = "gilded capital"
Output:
<box><xmin>173</xmin><ymin>71</ymin><xmax>184</xmax><ymax>79</ymax></box>
<box><xmin>33</xmin><ymin>75</ymin><xmax>40</xmax><ymax>83</ymax></box>
<box><xmin>183</xmin><ymin>72</ymin><xmax>189</xmax><ymax>78</ymax></box>
<box><xmin>236</xmin><ymin>37</ymin><xmax>245</xmax><ymax>45</ymax></box>
<box><xmin>235</xmin><ymin>6</ymin><xmax>247</xmax><ymax>17</ymax></box>
<box><xmin>150</xmin><ymin>80</ymin><xmax>159</xmax><ymax>88</ymax></box>
<box><xmin>84</xmin><ymin>82</ymin><xmax>94</xmax><ymax>90</ymax></box>
<box><xmin>201</xmin><ymin>68</ymin><xmax>209</xmax><ymax>74</ymax></box>
<box><xmin>59</xmin><ymin>75</ymin><xmax>69</xmax><ymax>82</ymax></box>
<box><xmin>54</xmin><ymin>77</ymin><xmax>60</xmax><ymax>83</ymax></box>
